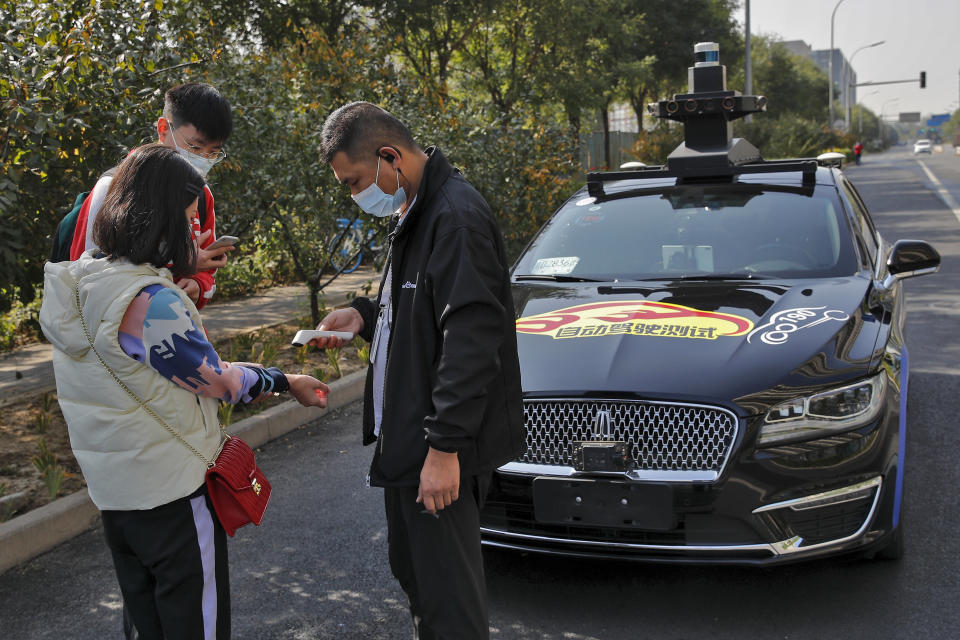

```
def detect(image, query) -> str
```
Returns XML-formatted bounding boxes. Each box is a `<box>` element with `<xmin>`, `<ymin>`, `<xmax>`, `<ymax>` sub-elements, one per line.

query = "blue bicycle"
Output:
<box><xmin>327</xmin><ymin>217</ymin><xmax>386</xmax><ymax>273</ymax></box>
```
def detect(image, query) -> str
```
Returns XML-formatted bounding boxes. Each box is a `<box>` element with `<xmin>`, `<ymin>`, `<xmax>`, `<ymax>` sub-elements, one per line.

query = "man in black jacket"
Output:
<box><xmin>311</xmin><ymin>102</ymin><xmax>524</xmax><ymax>639</ymax></box>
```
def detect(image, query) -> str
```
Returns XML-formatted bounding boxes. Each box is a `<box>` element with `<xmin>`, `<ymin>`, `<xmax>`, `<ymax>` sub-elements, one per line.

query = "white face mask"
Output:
<box><xmin>166</xmin><ymin>119</ymin><xmax>218</xmax><ymax>178</ymax></box>
<box><xmin>352</xmin><ymin>156</ymin><xmax>406</xmax><ymax>218</ymax></box>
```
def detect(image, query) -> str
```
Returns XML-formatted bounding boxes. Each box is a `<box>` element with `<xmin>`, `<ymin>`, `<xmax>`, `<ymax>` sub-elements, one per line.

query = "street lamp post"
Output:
<box><xmin>879</xmin><ymin>98</ymin><xmax>899</xmax><ymax>143</ymax></box>
<box><xmin>829</xmin><ymin>0</ymin><xmax>848</xmax><ymax>129</ymax></box>
<box><xmin>845</xmin><ymin>40</ymin><xmax>885</xmax><ymax>131</ymax></box>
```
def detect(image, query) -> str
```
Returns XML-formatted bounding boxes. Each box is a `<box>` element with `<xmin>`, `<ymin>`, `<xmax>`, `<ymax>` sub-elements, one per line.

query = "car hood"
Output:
<box><xmin>513</xmin><ymin>278</ymin><xmax>881</xmax><ymax>410</ymax></box>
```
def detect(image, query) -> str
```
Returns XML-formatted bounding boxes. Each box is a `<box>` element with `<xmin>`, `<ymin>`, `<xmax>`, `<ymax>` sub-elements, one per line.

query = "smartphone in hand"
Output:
<box><xmin>207</xmin><ymin>235</ymin><xmax>239</xmax><ymax>250</ymax></box>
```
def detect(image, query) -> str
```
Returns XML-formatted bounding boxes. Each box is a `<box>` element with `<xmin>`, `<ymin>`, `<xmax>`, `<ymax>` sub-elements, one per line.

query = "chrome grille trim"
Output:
<box><xmin>497</xmin><ymin>462</ymin><xmax>719</xmax><ymax>483</ymax></box>
<box><xmin>518</xmin><ymin>398</ymin><xmax>739</xmax><ymax>482</ymax></box>
<box><xmin>480</xmin><ymin>527</ymin><xmax>776</xmax><ymax>555</ymax></box>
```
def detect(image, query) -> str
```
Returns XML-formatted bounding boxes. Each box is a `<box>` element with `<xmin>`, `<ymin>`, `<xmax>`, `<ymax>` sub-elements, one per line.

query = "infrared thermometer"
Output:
<box><xmin>291</xmin><ymin>330</ymin><xmax>355</xmax><ymax>347</ymax></box>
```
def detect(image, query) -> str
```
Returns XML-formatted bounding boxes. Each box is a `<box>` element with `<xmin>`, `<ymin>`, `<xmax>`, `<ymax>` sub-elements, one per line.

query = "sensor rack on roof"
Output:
<box><xmin>586</xmin><ymin>159</ymin><xmax>818</xmax><ymax>199</ymax></box>
<box><xmin>641</xmin><ymin>42</ymin><xmax>769</xmax><ymax>176</ymax></box>
<box><xmin>648</xmin><ymin>94</ymin><xmax>767</xmax><ymax>123</ymax></box>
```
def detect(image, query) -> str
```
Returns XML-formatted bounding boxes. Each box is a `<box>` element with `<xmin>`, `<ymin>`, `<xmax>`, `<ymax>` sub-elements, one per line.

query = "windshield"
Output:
<box><xmin>514</xmin><ymin>184</ymin><xmax>859</xmax><ymax>281</ymax></box>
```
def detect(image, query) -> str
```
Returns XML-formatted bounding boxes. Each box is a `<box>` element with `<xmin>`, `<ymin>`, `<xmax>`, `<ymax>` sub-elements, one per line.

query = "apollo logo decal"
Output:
<box><xmin>515</xmin><ymin>301</ymin><xmax>753</xmax><ymax>340</ymax></box>
<box><xmin>746</xmin><ymin>306</ymin><xmax>849</xmax><ymax>345</ymax></box>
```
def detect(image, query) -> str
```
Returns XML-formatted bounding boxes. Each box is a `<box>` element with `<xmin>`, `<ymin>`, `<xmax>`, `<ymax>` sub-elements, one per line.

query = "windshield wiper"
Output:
<box><xmin>674</xmin><ymin>273</ymin><xmax>771</xmax><ymax>281</ymax></box>
<box><xmin>513</xmin><ymin>274</ymin><xmax>606</xmax><ymax>282</ymax></box>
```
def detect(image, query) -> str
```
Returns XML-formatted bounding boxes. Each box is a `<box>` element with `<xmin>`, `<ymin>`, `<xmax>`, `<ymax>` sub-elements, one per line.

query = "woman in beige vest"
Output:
<box><xmin>40</xmin><ymin>144</ymin><xmax>328</xmax><ymax>639</ymax></box>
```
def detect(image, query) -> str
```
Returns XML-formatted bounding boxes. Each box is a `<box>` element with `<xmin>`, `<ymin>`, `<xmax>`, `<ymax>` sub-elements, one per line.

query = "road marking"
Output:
<box><xmin>917</xmin><ymin>160</ymin><xmax>960</xmax><ymax>224</ymax></box>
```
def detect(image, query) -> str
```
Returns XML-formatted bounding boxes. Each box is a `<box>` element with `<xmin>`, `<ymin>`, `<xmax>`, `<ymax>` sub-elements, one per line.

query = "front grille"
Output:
<box><xmin>520</xmin><ymin>399</ymin><xmax>738</xmax><ymax>473</ymax></box>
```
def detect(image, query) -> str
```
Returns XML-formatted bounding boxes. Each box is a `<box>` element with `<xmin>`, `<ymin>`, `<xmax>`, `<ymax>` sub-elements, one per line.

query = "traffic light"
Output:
<box><xmin>920</xmin><ymin>71</ymin><xmax>926</xmax><ymax>88</ymax></box>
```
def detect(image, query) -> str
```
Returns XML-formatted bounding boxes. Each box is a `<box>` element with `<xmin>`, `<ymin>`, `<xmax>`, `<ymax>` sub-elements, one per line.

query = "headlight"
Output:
<box><xmin>757</xmin><ymin>372</ymin><xmax>887</xmax><ymax>446</ymax></box>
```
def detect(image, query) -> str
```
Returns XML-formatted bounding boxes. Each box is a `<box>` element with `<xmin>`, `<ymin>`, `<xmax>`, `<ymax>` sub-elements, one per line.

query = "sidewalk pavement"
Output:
<box><xmin>0</xmin><ymin>267</ymin><xmax>378</xmax><ymax>409</ymax></box>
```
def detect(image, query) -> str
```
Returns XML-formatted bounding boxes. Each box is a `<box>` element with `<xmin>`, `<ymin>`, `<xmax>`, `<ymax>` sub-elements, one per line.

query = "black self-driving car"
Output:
<box><xmin>479</xmin><ymin>43</ymin><xmax>940</xmax><ymax>564</ymax></box>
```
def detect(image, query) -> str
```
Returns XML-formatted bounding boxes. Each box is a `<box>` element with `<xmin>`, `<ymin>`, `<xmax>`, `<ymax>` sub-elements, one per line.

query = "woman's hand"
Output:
<box><xmin>287</xmin><ymin>374</ymin><xmax>330</xmax><ymax>408</ymax></box>
<box><xmin>309</xmin><ymin>307</ymin><xmax>364</xmax><ymax>349</ymax></box>
<box><xmin>176</xmin><ymin>278</ymin><xmax>201</xmax><ymax>304</ymax></box>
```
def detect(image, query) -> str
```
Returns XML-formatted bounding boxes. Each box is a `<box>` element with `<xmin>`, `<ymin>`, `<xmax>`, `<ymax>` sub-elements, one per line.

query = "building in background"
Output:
<box><xmin>783</xmin><ymin>40</ymin><xmax>855</xmax><ymax>129</ymax></box>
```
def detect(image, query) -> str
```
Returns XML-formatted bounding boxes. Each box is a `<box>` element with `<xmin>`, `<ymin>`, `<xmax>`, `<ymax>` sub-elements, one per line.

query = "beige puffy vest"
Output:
<box><xmin>40</xmin><ymin>255</ymin><xmax>222</xmax><ymax>510</ymax></box>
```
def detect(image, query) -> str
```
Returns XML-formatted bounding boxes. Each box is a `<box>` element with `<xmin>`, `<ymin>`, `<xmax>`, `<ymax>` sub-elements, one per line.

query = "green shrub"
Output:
<box><xmin>326</xmin><ymin>347</ymin><xmax>343</xmax><ymax>379</ymax></box>
<box><xmin>0</xmin><ymin>483</ymin><xmax>18</xmax><ymax>522</ymax></box>
<box><xmin>218</xmin><ymin>402</ymin><xmax>235</xmax><ymax>428</ymax></box>
<box><xmin>31</xmin><ymin>438</ymin><xmax>66</xmax><ymax>501</ymax></box>
<box><xmin>0</xmin><ymin>285</ymin><xmax>43</xmax><ymax>352</ymax></box>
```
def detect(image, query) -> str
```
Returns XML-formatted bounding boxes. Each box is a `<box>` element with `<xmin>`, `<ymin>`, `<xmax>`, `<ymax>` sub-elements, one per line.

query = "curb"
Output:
<box><xmin>0</xmin><ymin>369</ymin><xmax>366</xmax><ymax>575</ymax></box>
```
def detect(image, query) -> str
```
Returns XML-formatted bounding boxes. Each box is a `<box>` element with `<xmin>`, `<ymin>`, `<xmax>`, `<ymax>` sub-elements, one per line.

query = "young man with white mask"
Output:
<box><xmin>311</xmin><ymin>101</ymin><xmax>525</xmax><ymax>639</ymax></box>
<box><xmin>68</xmin><ymin>83</ymin><xmax>234</xmax><ymax>309</ymax></box>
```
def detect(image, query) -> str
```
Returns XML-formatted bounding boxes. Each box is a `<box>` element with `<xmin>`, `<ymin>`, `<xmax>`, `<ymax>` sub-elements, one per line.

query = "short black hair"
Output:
<box><xmin>163</xmin><ymin>83</ymin><xmax>232</xmax><ymax>143</ymax></box>
<box><xmin>320</xmin><ymin>101</ymin><xmax>417</xmax><ymax>164</ymax></box>
<box><xmin>94</xmin><ymin>144</ymin><xmax>203</xmax><ymax>279</ymax></box>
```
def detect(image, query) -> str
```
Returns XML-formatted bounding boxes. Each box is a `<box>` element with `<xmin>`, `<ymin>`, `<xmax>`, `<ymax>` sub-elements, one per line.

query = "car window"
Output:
<box><xmin>838</xmin><ymin>177</ymin><xmax>878</xmax><ymax>267</ymax></box>
<box><xmin>514</xmin><ymin>184</ymin><xmax>859</xmax><ymax>280</ymax></box>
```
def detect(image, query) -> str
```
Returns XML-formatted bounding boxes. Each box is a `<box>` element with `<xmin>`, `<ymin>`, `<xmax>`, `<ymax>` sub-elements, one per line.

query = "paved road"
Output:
<box><xmin>846</xmin><ymin>147</ymin><xmax>960</xmax><ymax>375</ymax></box>
<box><xmin>2</xmin><ymin>149</ymin><xmax>960</xmax><ymax>639</ymax></box>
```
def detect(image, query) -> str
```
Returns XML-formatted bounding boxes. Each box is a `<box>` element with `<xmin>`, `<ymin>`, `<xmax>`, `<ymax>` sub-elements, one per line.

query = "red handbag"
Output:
<box><xmin>205</xmin><ymin>436</ymin><xmax>272</xmax><ymax>537</ymax></box>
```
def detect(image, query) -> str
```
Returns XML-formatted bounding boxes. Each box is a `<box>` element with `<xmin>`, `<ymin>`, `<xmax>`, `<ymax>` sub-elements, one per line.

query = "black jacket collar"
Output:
<box><xmin>391</xmin><ymin>146</ymin><xmax>454</xmax><ymax>239</ymax></box>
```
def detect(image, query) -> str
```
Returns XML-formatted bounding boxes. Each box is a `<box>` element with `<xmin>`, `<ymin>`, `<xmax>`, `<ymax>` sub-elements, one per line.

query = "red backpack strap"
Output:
<box><xmin>69</xmin><ymin>167</ymin><xmax>118</xmax><ymax>260</ymax></box>
<box><xmin>68</xmin><ymin>192</ymin><xmax>95</xmax><ymax>261</ymax></box>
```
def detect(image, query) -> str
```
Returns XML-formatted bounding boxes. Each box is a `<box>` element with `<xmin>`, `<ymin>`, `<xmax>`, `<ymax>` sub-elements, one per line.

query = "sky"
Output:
<box><xmin>736</xmin><ymin>0</ymin><xmax>959</xmax><ymax>121</ymax></box>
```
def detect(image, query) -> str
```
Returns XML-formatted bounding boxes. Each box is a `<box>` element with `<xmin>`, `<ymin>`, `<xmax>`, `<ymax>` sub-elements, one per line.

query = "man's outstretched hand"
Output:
<box><xmin>309</xmin><ymin>307</ymin><xmax>364</xmax><ymax>349</ymax></box>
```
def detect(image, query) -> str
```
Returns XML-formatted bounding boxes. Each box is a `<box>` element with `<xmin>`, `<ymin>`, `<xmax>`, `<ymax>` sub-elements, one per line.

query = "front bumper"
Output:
<box><xmin>482</xmin><ymin>377</ymin><xmax>904</xmax><ymax>565</ymax></box>
<box><xmin>482</xmin><ymin>474</ymin><xmax>886</xmax><ymax>565</ymax></box>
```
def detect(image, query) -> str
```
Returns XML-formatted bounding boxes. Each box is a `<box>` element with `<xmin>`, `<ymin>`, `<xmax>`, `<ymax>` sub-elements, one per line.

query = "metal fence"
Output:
<box><xmin>580</xmin><ymin>131</ymin><xmax>643</xmax><ymax>171</ymax></box>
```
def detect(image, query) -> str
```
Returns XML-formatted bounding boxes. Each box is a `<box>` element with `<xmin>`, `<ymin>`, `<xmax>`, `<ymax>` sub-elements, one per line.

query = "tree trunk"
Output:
<box><xmin>601</xmin><ymin>105</ymin><xmax>611</xmax><ymax>170</ymax></box>
<box><xmin>565</xmin><ymin>106</ymin><xmax>581</xmax><ymax>141</ymax></box>
<box><xmin>308</xmin><ymin>281</ymin><xmax>321</xmax><ymax>327</ymax></box>
<box><xmin>631</xmin><ymin>90</ymin><xmax>647</xmax><ymax>133</ymax></box>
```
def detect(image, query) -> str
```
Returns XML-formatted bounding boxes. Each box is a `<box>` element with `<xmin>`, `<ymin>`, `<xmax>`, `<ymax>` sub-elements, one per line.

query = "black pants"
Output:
<box><xmin>101</xmin><ymin>485</ymin><xmax>231</xmax><ymax>640</ymax></box>
<box><xmin>384</xmin><ymin>475</ymin><xmax>490</xmax><ymax>640</ymax></box>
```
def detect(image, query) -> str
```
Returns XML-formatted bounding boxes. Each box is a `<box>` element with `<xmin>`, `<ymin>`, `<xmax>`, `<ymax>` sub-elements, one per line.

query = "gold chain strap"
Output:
<box><xmin>72</xmin><ymin>279</ymin><xmax>222</xmax><ymax>468</ymax></box>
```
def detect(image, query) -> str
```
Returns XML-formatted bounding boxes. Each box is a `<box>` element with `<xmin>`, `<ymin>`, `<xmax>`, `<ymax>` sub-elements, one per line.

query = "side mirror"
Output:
<box><xmin>880</xmin><ymin>239</ymin><xmax>940</xmax><ymax>288</ymax></box>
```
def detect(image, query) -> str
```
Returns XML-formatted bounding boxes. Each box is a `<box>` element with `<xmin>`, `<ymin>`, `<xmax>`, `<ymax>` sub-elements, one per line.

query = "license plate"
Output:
<box><xmin>571</xmin><ymin>441</ymin><xmax>630</xmax><ymax>472</ymax></box>
<box><xmin>533</xmin><ymin>477</ymin><xmax>674</xmax><ymax>530</ymax></box>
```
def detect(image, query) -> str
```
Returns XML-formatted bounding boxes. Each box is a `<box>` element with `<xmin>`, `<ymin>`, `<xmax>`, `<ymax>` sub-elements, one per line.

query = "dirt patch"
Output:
<box><xmin>0</xmin><ymin>318</ymin><xmax>367</xmax><ymax>522</ymax></box>
<box><xmin>0</xmin><ymin>394</ymin><xmax>84</xmax><ymax>519</ymax></box>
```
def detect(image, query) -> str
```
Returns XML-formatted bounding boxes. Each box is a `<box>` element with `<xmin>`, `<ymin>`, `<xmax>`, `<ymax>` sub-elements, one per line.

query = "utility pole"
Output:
<box><xmin>745</xmin><ymin>0</ymin><xmax>752</xmax><ymax>123</ymax></box>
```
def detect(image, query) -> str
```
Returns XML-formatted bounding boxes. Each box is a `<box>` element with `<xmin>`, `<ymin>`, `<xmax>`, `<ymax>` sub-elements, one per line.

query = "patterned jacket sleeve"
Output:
<box><xmin>118</xmin><ymin>284</ymin><xmax>288</xmax><ymax>403</ymax></box>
